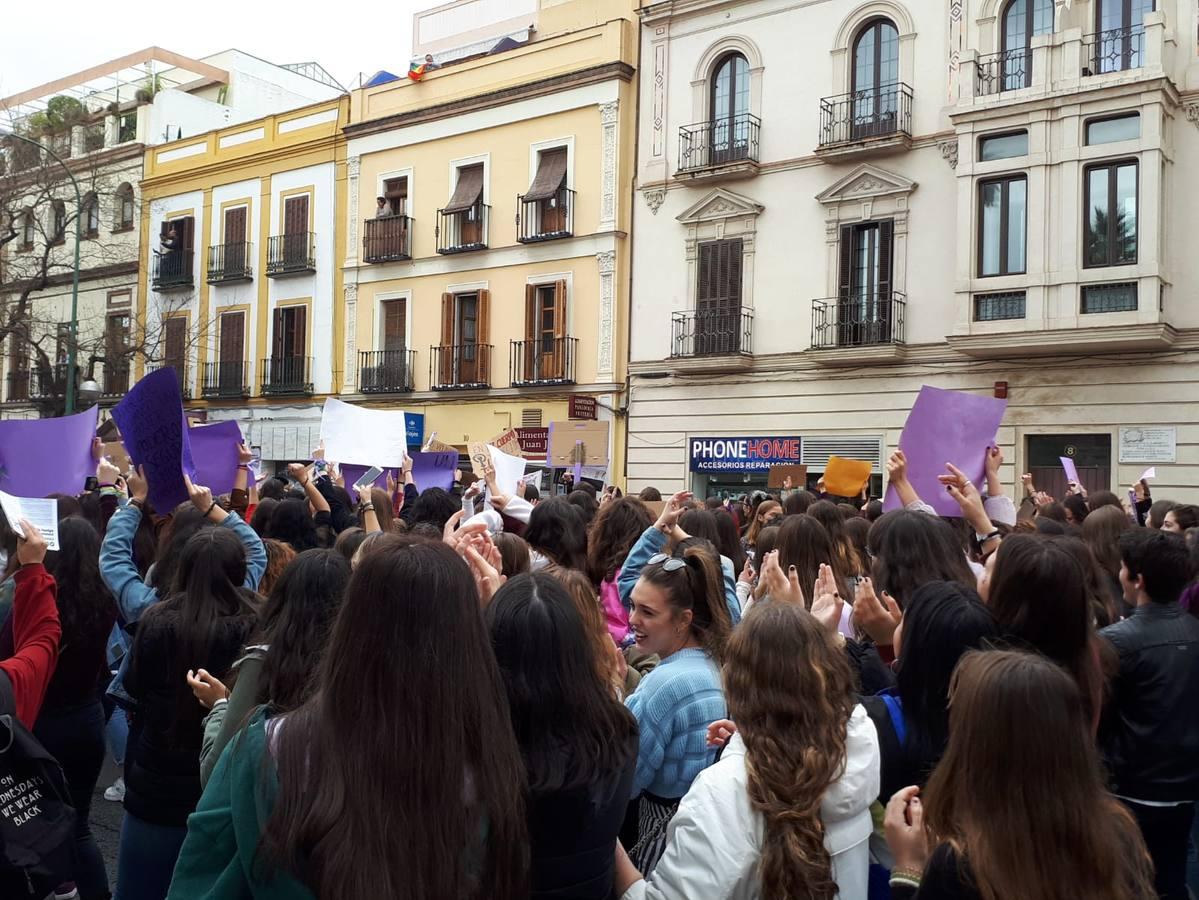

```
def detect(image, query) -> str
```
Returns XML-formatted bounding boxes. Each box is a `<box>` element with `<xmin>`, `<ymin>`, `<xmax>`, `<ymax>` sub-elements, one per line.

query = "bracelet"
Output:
<box><xmin>236</xmin><ymin>464</ymin><xmax>250</xmax><ymax>470</ymax></box>
<box><xmin>128</xmin><ymin>498</ymin><xmax>144</xmax><ymax>511</ymax></box>
<box><xmin>205</xmin><ymin>501</ymin><xmax>218</xmax><ymax>517</ymax></box>
<box><xmin>98</xmin><ymin>482</ymin><xmax>116</xmax><ymax>489</ymax></box>
<box><xmin>360</xmin><ymin>504</ymin><xmax>375</xmax><ymax>512</ymax></box>
<box><xmin>976</xmin><ymin>530</ymin><xmax>1001</xmax><ymax>543</ymax></box>
<box><xmin>890</xmin><ymin>866</ymin><xmax>922</xmax><ymax>889</ymax></box>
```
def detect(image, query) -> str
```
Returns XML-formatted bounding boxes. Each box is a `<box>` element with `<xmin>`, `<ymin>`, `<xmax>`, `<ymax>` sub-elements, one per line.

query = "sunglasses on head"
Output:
<box><xmin>648</xmin><ymin>552</ymin><xmax>687</xmax><ymax>573</ymax></box>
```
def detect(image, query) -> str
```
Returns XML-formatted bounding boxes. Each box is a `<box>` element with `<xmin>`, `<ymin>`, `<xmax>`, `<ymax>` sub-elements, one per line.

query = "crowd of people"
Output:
<box><xmin>2</xmin><ymin>438</ymin><xmax>1198</xmax><ymax>900</ymax></box>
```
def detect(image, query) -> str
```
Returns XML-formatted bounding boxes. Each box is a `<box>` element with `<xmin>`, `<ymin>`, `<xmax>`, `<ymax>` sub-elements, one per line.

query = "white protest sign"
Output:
<box><xmin>0</xmin><ymin>492</ymin><xmax>59</xmax><ymax>550</ymax></box>
<box><xmin>488</xmin><ymin>444</ymin><xmax>527</xmax><ymax>495</ymax></box>
<box><xmin>319</xmin><ymin>398</ymin><xmax>408</xmax><ymax>468</ymax></box>
<box><xmin>1139</xmin><ymin>466</ymin><xmax>1157</xmax><ymax>481</ymax></box>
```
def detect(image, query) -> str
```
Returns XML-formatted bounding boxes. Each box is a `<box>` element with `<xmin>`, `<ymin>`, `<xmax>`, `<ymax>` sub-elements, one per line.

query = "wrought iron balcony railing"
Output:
<box><xmin>206</xmin><ymin>242</ymin><xmax>253</xmax><ymax>284</ymax></box>
<box><xmin>260</xmin><ymin>356</ymin><xmax>313</xmax><ymax>396</ymax></box>
<box><xmin>678</xmin><ymin>114</ymin><xmax>761</xmax><ymax>172</ymax></box>
<box><xmin>363</xmin><ymin>215</ymin><xmax>412</xmax><ymax>263</ymax></box>
<box><xmin>436</xmin><ymin>205</ymin><xmax>489</xmax><ymax>254</ymax></box>
<box><xmin>359</xmin><ymin>349</ymin><xmax>416</xmax><ymax>393</ymax></box>
<box><xmin>202</xmin><ymin>361</ymin><xmax>251</xmax><ymax>399</ymax></box>
<box><xmin>267</xmin><ymin>232</ymin><xmax>316</xmax><ymax>276</ymax></box>
<box><xmin>509</xmin><ymin>337</ymin><xmax>578</xmax><ymax>387</ymax></box>
<box><xmin>670</xmin><ymin>307</ymin><xmax>754</xmax><ymax>357</ymax></box>
<box><xmin>430</xmin><ymin>343</ymin><xmax>492</xmax><ymax>390</ymax></box>
<box><xmin>818</xmin><ymin>83</ymin><xmax>913</xmax><ymax>148</ymax></box>
<box><xmin>517</xmin><ymin>188</ymin><xmax>575</xmax><ymax>243</ymax></box>
<box><xmin>811</xmin><ymin>293</ymin><xmax>907</xmax><ymax>349</ymax></box>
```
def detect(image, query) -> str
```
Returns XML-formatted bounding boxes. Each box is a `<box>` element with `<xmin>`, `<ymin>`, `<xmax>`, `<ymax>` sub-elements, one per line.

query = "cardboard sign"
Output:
<box><xmin>0</xmin><ymin>407</ymin><xmax>98</xmax><ymax>500</ymax></box>
<box><xmin>409</xmin><ymin>452</ymin><xmax>458</xmax><ymax>492</ymax></box>
<box><xmin>490</xmin><ymin>428</ymin><xmax>522</xmax><ymax>458</ymax></box>
<box><xmin>767</xmin><ymin>464</ymin><xmax>808</xmax><ymax>490</ymax></box>
<box><xmin>824</xmin><ymin>457</ymin><xmax>872</xmax><ymax>498</ymax></box>
<box><xmin>467</xmin><ymin>442</ymin><xmax>495</xmax><ymax>479</ymax></box>
<box><xmin>548</xmin><ymin>421</ymin><xmax>610</xmax><ymax>467</ymax></box>
<box><xmin>101</xmin><ymin>441</ymin><xmax>133</xmax><ymax>475</ymax></box>
<box><xmin>422</xmin><ymin>433</ymin><xmax>458</xmax><ymax>454</ymax></box>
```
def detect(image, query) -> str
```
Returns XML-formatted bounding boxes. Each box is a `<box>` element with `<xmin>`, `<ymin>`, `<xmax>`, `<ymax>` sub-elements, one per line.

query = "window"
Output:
<box><xmin>979</xmin><ymin>131</ymin><xmax>1028</xmax><ymax>161</ymax></box>
<box><xmin>381</xmin><ymin>298</ymin><xmax>407</xmax><ymax>352</ymax></box>
<box><xmin>19</xmin><ymin>210</ymin><xmax>34</xmax><ymax>249</ymax></box>
<box><xmin>442</xmin><ymin>164</ymin><xmax>485</xmax><ymax>249</ymax></box>
<box><xmin>695</xmin><ymin>239</ymin><xmax>744</xmax><ymax>354</ymax></box>
<box><xmin>1001</xmin><ymin>0</ymin><xmax>1053</xmax><ymax>89</ymax></box>
<box><xmin>710</xmin><ymin>53</ymin><xmax>751</xmax><ymax>163</ymax></box>
<box><xmin>523</xmin><ymin>148</ymin><xmax>569</xmax><ymax>238</ymax></box>
<box><xmin>1086</xmin><ymin>113</ymin><xmax>1140</xmax><ymax>145</ymax></box>
<box><xmin>118</xmin><ymin>112</ymin><xmax>136</xmax><ymax>144</ymax></box>
<box><xmin>1084</xmin><ymin>160</ymin><xmax>1137</xmax><ymax>267</ymax></box>
<box><xmin>437</xmin><ymin>290</ymin><xmax>491</xmax><ymax>386</ymax></box>
<box><xmin>104</xmin><ymin>313</ymin><xmax>131</xmax><ymax>395</ymax></box>
<box><xmin>836</xmin><ymin>221</ymin><xmax>896</xmax><ymax>346</ymax></box>
<box><xmin>55</xmin><ymin>323</ymin><xmax>70</xmax><ymax>366</ymax></box>
<box><xmin>50</xmin><ymin>200</ymin><xmax>67</xmax><ymax>245</ymax></box>
<box><xmin>1081</xmin><ymin>281</ymin><xmax>1137</xmax><ymax>313</ymax></box>
<box><xmin>974</xmin><ymin>291</ymin><xmax>1027</xmax><ymax>321</ymax></box>
<box><xmin>216</xmin><ymin>311</ymin><xmax>246</xmax><ymax>394</ymax></box>
<box><xmin>523</xmin><ymin>282</ymin><xmax>567</xmax><ymax>380</ymax></box>
<box><xmin>273</xmin><ymin>306</ymin><xmax>307</xmax><ymax>360</ymax></box>
<box><xmin>978</xmin><ymin>176</ymin><xmax>1027</xmax><ymax>276</ymax></box>
<box><xmin>115</xmin><ymin>184</ymin><xmax>135</xmax><ymax>231</ymax></box>
<box><xmin>222</xmin><ymin>205</ymin><xmax>248</xmax><ymax>274</ymax></box>
<box><xmin>1093</xmin><ymin>0</ymin><xmax>1154</xmax><ymax>72</ymax></box>
<box><xmin>382</xmin><ymin>177</ymin><xmax>407</xmax><ymax>217</ymax></box>
<box><xmin>852</xmin><ymin>19</ymin><xmax>900</xmax><ymax>138</ymax></box>
<box><xmin>82</xmin><ymin>193</ymin><xmax>99</xmax><ymax>238</ymax></box>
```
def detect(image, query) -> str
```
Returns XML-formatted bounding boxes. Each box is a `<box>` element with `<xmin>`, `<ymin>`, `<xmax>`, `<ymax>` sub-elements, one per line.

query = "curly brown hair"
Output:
<box><xmin>586</xmin><ymin>496</ymin><xmax>653</xmax><ymax>586</ymax></box>
<box><xmin>724</xmin><ymin>602</ymin><xmax>855</xmax><ymax>899</ymax></box>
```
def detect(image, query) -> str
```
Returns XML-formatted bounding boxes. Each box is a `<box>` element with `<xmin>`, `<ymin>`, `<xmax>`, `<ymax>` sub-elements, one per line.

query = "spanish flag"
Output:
<box><xmin>407</xmin><ymin>62</ymin><xmax>427</xmax><ymax>82</ymax></box>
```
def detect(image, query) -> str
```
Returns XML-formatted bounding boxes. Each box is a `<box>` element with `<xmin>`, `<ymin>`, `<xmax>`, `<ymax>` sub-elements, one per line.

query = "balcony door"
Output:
<box><xmin>218</xmin><ymin>312</ymin><xmax>245</xmax><ymax>394</ymax></box>
<box><xmin>851</xmin><ymin>19</ymin><xmax>899</xmax><ymax>139</ymax></box>
<box><xmin>272</xmin><ymin>305</ymin><xmax>306</xmax><ymax>386</ymax></box>
<box><xmin>1001</xmin><ymin>0</ymin><xmax>1053</xmax><ymax>90</ymax></box>
<box><xmin>164</xmin><ymin>317</ymin><xmax>187</xmax><ymax>394</ymax></box>
<box><xmin>224</xmin><ymin>206</ymin><xmax>247</xmax><ymax>273</ymax></box>
<box><xmin>104</xmin><ymin>313</ymin><xmax>131</xmax><ymax>395</ymax></box>
<box><xmin>524</xmin><ymin>282</ymin><xmax>567</xmax><ymax>381</ymax></box>
<box><xmin>283</xmin><ymin>194</ymin><xmax>309</xmax><ymax>267</ymax></box>
<box><xmin>439</xmin><ymin>290</ymin><xmax>490</xmax><ymax>386</ymax></box>
<box><xmin>710</xmin><ymin>53</ymin><xmax>750</xmax><ymax>164</ymax></box>
<box><xmin>1095</xmin><ymin>0</ymin><xmax>1153</xmax><ymax>72</ymax></box>
<box><xmin>838</xmin><ymin>221</ymin><xmax>894</xmax><ymax>346</ymax></box>
<box><xmin>696</xmin><ymin>239</ymin><xmax>743</xmax><ymax>355</ymax></box>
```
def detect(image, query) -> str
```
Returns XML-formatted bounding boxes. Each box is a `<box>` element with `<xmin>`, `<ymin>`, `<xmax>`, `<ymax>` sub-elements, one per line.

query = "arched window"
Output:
<box><xmin>851</xmin><ymin>19</ymin><xmax>900</xmax><ymax>138</ymax></box>
<box><xmin>115</xmin><ymin>183</ymin><xmax>135</xmax><ymax>231</ymax></box>
<box><xmin>1001</xmin><ymin>0</ymin><xmax>1053</xmax><ymax>89</ymax></box>
<box><xmin>50</xmin><ymin>200</ymin><xmax>66</xmax><ymax>245</ymax></box>
<box><xmin>82</xmin><ymin>192</ymin><xmax>99</xmax><ymax>238</ymax></box>
<box><xmin>709</xmin><ymin>52</ymin><xmax>751</xmax><ymax>164</ymax></box>
<box><xmin>19</xmin><ymin>210</ymin><xmax>35</xmax><ymax>249</ymax></box>
<box><xmin>1094</xmin><ymin>0</ymin><xmax>1155</xmax><ymax>72</ymax></box>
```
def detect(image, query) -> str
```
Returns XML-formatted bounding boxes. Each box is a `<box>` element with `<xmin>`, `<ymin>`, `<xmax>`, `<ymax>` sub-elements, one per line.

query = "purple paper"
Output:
<box><xmin>1060</xmin><ymin>456</ymin><xmax>1080</xmax><ymax>486</ymax></box>
<box><xmin>188</xmin><ymin>420</ymin><xmax>243</xmax><ymax>496</ymax></box>
<box><xmin>111</xmin><ymin>368</ymin><xmax>191</xmax><ymax>513</ymax></box>
<box><xmin>0</xmin><ymin>407</ymin><xmax>98</xmax><ymax>498</ymax></box>
<box><xmin>341</xmin><ymin>464</ymin><xmax>397</xmax><ymax>492</ymax></box>
<box><xmin>883</xmin><ymin>385</ymin><xmax>1007</xmax><ymax>518</ymax></box>
<box><xmin>410</xmin><ymin>452</ymin><xmax>456</xmax><ymax>492</ymax></box>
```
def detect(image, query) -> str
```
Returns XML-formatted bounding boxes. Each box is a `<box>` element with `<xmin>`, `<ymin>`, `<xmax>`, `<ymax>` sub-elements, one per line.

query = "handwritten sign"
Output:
<box><xmin>410</xmin><ymin>452</ymin><xmax>457</xmax><ymax>492</ymax></box>
<box><xmin>112</xmin><ymin>368</ymin><xmax>191</xmax><ymax>512</ymax></box>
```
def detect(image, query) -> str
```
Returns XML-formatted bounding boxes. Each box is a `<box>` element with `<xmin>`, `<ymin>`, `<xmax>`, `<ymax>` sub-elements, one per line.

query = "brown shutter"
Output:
<box><xmin>220</xmin><ymin>312</ymin><xmax>244</xmax><ymax>363</ymax></box>
<box><xmin>477</xmin><ymin>289</ymin><xmax>491</xmax><ymax>384</ymax></box>
<box><xmin>284</xmin><ymin>195</ymin><xmax>308</xmax><ymax>236</ymax></box>
<box><xmin>383</xmin><ymin>299</ymin><xmax>406</xmax><ymax>351</ymax></box>
<box><xmin>724</xmin><ymin>240</ymin><xmax>743</xmax><ymax>306</ymax></box>
<box><xmin>272</xmin><ymin>307</ymin><xmax>285</xmax><ymax>360</ymax></box>
<box><xmin>444</xmin><ymin>164</ymin><xmax>484</xmax><ymax>213</ymax></box>
<box><xmin>838</xmin><ymin>224</ymin><xmax>855</xmax><ymax>300</ymax></box>
<box><xmin>179</xmin><ymin>216</ymin><xmax>195</xmax><ymax>251</ymax></box>
<box><xmin>159</xmin><ymin>220</ymin><xmax>171</xmax><ymax>241</ymax></box>
<box><xmin>525</xmin><ymin>148</ymin><xmax>567</xmax><ymax>201</ymax></box>
<box><xmin>292</xmin><ymin>306</ymin><xmax>307</xmax><ymax>358</ymax></box>
<box><xmin>439</xmin><ymin>293</ymin><xmax>454</xmax><ymax>385</ymax></box>
<box><xmin>552</xmin><ymin>280</ymin><xmax>567</xmax><ymax>338</ymax></box>
<box><xmin>877</xmin><ymin>220</ymin><xmax>894</xmax><ymax>300</ymax></box>
<box><xmin>224</xmin><ymin>207</ymin><xmax>247</xmax><ymax>244</ymax></box>
<box><xmin>164</xmin><ymin>318</ymin><xmax>186</xmax><ymax>368</ymax></box>
<box><xmin>523</xmin><ymin>285</ymin><xmax>537</xmax><ymax>380</ymax></box>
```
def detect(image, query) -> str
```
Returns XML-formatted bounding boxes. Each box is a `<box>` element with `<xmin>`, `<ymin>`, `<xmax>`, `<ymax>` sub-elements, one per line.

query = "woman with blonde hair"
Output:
<box><xmin>616</xmin><ymin>600</ymin><xmax>879</xmax><ymax>898</ymax></box>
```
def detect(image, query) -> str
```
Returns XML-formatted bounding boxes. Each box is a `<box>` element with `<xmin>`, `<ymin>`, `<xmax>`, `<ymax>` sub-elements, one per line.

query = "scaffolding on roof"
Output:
<box><xmin>280</xmin><ymin>62</ymin><xmax>346</xmax><ymax>92</ymax></box>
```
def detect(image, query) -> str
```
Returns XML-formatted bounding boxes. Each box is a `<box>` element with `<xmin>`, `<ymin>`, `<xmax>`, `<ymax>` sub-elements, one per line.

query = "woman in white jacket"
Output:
<box><xmin>616</xmin><ymin>598</ymin><xmax>880</xmax><ymax>900</ymax></box>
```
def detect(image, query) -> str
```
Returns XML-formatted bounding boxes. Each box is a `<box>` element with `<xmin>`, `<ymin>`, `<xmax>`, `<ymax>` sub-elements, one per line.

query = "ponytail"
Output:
<box><xmin>681</xmin><ymin>543</ymin><xmax>732</xmax><ymax>662</ymax></box>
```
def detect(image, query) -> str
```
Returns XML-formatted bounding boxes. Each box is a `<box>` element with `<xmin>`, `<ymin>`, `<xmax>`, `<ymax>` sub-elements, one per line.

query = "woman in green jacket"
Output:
<box><xmin>168</xmin><ymin>539</ymin><xmax>530</xmax><ymax>899</ymax></box>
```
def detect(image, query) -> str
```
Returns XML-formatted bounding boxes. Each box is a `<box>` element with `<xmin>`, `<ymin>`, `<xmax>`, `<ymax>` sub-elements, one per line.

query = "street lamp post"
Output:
<box><xmin>0</xmin><ymin>130</ymin><xmax>83</xmax><ymax>415</ymax></box>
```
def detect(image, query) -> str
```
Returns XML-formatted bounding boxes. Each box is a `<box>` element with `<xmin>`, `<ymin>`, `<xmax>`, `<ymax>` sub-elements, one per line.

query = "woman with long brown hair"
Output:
<box><xmin>617</xmin><ymin>601</ymin><xmax>879</xmax><ymax>898</ymax></box>
<box><xmin>885</xmin><ymin>649</ymin><xmax>1155</xmax><ymax>900</ymax></box>
<box><xmin>587</xmin><ymin>497</ymin><xmax>654</xmax><ymax>644</ymax></box>
<box><xmin>808</xmin><ymin>499</ymin><xmax>864</xmax><ymax>580</ymax></box>
<box><xmin>741</xmin><ymin>499</ymin><xmax>781</xmax><ymax>560</ymax></box>
<box><xmin>1083</xmin><ymin>504</ymin><xmax>1132</xmax><ymax>616</ymax></box>
<box><xmin>773</xmin><ymin>515</ymin><xmax>853</xmax><ymax>610</ymax></box>
<box><xmin>168</xmin><ymin>540</ymin><xmax>529</xmax><ymax>900</ymax></box>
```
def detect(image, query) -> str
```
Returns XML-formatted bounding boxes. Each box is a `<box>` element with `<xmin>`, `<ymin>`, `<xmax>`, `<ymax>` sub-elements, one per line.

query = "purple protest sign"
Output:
<box><xmin>341</xmin><ymin>464</ymin><xmax>397</xmax><ymax>492</ymax></box>
<box><xmin>0</xmin><ymin>407</ymin><xmax>98</xmax><ymax>498</ymax></box>
<box><xmin>188</xmin><ymin>420</ymin><xmax>243</xmax><ymax>496</ymax></box>
<box><xmin>410</xmin><ymin>452</ymin><xmax>457</xmax><ymax>492</ymax></box>
<box><xmin>1060</xmin><ymin>456</ymin><xmax>1080</xmax><ymax>486</ymax></box>
<box><xmin>883</xmin><ymin>386</ymin><xmax>1007</xmax><ymax>518</ymax></box>
<box><xmin>111</xmin><ymin>368</ymin><xmax>191</xmax><ymax>512</ymax></box>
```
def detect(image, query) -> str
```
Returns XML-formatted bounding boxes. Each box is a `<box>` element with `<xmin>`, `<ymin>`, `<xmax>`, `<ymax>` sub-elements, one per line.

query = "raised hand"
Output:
<box><xmin>758</xmin><ymin>550</ymin><xmax>804</xmax><ymax>606</ymax></box>
<box><xmin>810</xmin><ymin>563</ymin><xmax>844</xmax><ymax>633</ymax></box>
<box><xmin>15</xmin><ymin>518</ymin><xmax>47</xmax><ymax>566</ymax></box>
<box><xmin>884</xmin><ymin>786</ymin><xmax>929</xmax><ymax>874</ymax></box>
<box><xmin>706</xmin><ymin>718</ymin><xmax>738</xmax><ymax>748</ymax></box>
<box><xmin>464</xmin><ymin>538</ymin><xmax>505</xmax><ymax>606</ymax></box>
<box><xmin>853</xmin><ymin>576</ymin><xmax>901</xmax><ymax>645</ymax></box>
<box><xmin>96</xmin><ymin>455</ymin><xmax>121</xmax><ymax>485</ymax></box>
<box><xmin>938</xmin><ymin>463</ymin><xmax>992</xmax><ymax>534</ymax></box>
<box><xmin>126</xmin><ymin>465</ymin><xmax>149</xmax><ymax>504</ymax></box>
<box><xmin>655</xmin><ymin>490</ymin><xmax>692</xmax><ymax>531</ymax></box>
<box><xmin>183</xmin><ymin>473</ymin><xmax>215</xmax><ymax>515</ymax></box>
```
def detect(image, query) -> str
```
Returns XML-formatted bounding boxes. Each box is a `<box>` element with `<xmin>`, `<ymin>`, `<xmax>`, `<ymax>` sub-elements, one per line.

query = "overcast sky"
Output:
<box><xmin>0</xmin><ymin>0</ymin><xmax>420</xmax><ymax>100</ymax></box>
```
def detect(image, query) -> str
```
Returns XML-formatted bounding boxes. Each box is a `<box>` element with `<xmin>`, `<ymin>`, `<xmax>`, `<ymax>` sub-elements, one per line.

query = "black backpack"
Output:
<box><xmin>0</xmin><ymin>672</ymin><xmax>75</xmax><ymax>898</ymax></box>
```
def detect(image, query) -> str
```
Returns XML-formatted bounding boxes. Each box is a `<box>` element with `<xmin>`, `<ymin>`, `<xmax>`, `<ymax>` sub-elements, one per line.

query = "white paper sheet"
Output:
<box><xmin>320</xmin><ymin>398</ymin><xmax>409</xmax><ymax>467</ymax></box>
<box><xmin>0</xmin><ymin>491</ymin><xmax>59</xmax><ymax>551</ymax></box>
<box><xmin>487</xmin><ymin>444</ymin><xmax>527</xmax><ymax>495</ymax></box>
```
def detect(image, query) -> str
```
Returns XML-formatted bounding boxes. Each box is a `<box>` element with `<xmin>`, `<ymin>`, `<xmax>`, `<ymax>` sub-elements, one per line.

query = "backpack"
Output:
<box><xmin>0</xmin><ymin>672</ymin><xmax>75</xmax><ymax>898</ymax></box>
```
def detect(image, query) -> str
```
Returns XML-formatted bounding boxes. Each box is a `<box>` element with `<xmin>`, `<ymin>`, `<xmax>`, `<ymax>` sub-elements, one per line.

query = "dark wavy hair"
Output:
<box><xmin>43</xmin><ymin>517</ymin><xmax>114</xmax><ymax>640</ymax></box>
<box><xmin>525</xmin><ymin>496</ymin><xmax>588</xmax><ymax>572</ymax></box>
<box><xmin>586</xmin><ymin>496</ymin><xmax>653</xmax><ymax>585</ymax></box>
<box><xmin>249</xmin><ymin>497</ymin><xmax>278</xmax><ymax>538</ymax></box>
<box><xmin>487</xmin><ymin>573</ymin><xmax>637</xmax><ymax>793</ymax></box>
<box><xmin>406</xmin><ymin>487</ymin><xmax>460</xmax><ymax>532</ymax></box>
<box><xmin>713</xmin><ymin>509</ymin><xmax>747</xmax><ymax>575</ymax></box>
<box><xmin>150</xmin><ymin>505</ymin><xmax>212</xmax><ymax>595</ymax></box>
<box><xmin>775</xmin><ymin>515</ymin><xmax>851</xmax><ymax>607</ymax></box>
<box><xmin>868</xmin><ymin>511</ymin><xmax>976</xmax><ymax>608</ymax></box>
<box><xmin>269</xmin><ymin>499</ymin><xmax>320</xmax><ymax>552</ymax></box>
<box><xmin>259</xmin><ymin>540</ymin><xmax>528</xmax><ymax>899</ymax></box>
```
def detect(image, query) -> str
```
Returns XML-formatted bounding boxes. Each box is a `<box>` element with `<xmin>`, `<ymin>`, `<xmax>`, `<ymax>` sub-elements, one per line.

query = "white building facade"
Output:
<box><xmin>628</xmin><ymin>0</ymin><xmax>1199</xmax><ymax>502</ymax></box>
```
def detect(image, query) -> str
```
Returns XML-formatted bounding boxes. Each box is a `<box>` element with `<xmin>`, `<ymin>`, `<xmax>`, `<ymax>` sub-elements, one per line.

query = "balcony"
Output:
<box><xmin>202</xmin><ymin>361</ymin><xmax>251</xmax><ymax>399</ymax></box>
<box><xmin>676</xmin><ymin>114</ymin><xmax>761</xmax><ymax>181</ymax></box>
<box><xmin>430</xmin><ymin>344</ymin><xmax>492</xmax><ymax>390</ymax></box>
<box><xmin>102</xmin><ymin>364</ymin><xmax>130</xmax><ymax>399</ymax></box>
<box><xmin>260</xmin><ymin>357</ymin><xmax>313</xmax><ymax>396</ymax></box>
<box><xmin>436</xmin><ymin>205</ymin><xmax>489</xmax><ymax>254</ymax></box>
<box><xmin>363</xmin><ymin>216</ymin><xmax>412</xmax><ymax>263</ymax></box>
<box><xmin>207</xmin><ymin>242</ymin><xmax>253</xmax><ymax>284</ymax></box>
<box><xmin>359</xmin><ymin>349</ymin><xmax>415</xmax><ymax>394</ymax></box>
<box><xmin>810</xmin><ymin>294</ymin><xmax>907</xmax><ymax>364</ymax></box>
<box><xmin>817</xmin><ymin>84</ymin><xmax>913</xmax><ymax>157</ymax></box>
<box><xmin>151</xmin><ymin>365</ymin><xmax>192</xmax><ymax>400</ymax></box>
<box><xmin>669</xmin><ymin>307</ymin><xmax>754</xmax><ymax>373</ymax></box>
<box><xmin>267</xmin><ymin>233</ymin><xmax>316</xmax><ymax>277</ymax></box>
<box><xmin>152</xmin><ymin>251</ymin><xmax>193</xmax><ymax>291</ymax></box>
<box><xmin>517</xmin><ymin>188</ymin><xmax>575</xmax><ymax>243</ymax></box>
<box><xmin>976</xmin><ymin>49</ymin><xmax>1031</xmax><ymax>96</ymax></box>
<box><xmin>510</xmin><ymin>337</ymin><xmax>578</xmax><ymax>387</ymax></box>
<box><xmin>1084</xmin><ymin>25</ymin><xmax>1144</xmax><ymax>76</ymax></box>
<box><xmin>4</xmin><ymin>372</ymin><xmax>30</xmax><ymax>404</ymax></box>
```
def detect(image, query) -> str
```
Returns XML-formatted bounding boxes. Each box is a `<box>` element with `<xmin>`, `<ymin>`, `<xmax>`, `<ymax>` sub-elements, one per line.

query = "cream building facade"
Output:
<box><xmin>341</xmin><ymin>0</ymin><xmax>637</xmax><ymax>481</ymax></box>
<box><xmin>628</xmin><ymin>0</ymin><xmax>1199</xmax><ymax>501</ymax></box>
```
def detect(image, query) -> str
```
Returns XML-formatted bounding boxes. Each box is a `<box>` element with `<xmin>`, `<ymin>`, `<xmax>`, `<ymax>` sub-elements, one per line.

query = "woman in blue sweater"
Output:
<box><xmin>624</xmin><ymin>533</ymin><xmax>732</xmax><ymax>874</ymax></box>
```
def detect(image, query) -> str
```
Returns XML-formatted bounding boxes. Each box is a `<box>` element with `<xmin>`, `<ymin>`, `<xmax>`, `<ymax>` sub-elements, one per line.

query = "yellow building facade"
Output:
<box><xmin>136</xmin><ymin>97</ymin><xmax>349</xmax><ymax>462</ymax></box>
<box><xmin>342</xmin><ymin>0</ymin><xmax>638</xmax><ymax>484</ymax></box>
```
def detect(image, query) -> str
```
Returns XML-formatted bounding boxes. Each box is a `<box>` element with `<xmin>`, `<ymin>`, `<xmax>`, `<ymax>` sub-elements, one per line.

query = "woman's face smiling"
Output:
<box><xmin>629</xmin><ymin>578</ymin><xmax>691</xmax><ymax>658</ymax></box>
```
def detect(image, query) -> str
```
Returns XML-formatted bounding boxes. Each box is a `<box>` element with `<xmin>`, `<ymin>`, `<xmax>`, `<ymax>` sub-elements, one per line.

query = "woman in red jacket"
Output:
<box><xmin>1</xmin><ymin>516</ymin><xmax>63</xmax><ymax>727</ymax></box>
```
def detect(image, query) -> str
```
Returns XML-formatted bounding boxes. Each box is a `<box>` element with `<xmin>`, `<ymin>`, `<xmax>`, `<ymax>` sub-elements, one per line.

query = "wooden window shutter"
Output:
<box><xmin>284</xmin><ymin>195</ymin><xmax>308</xmax><ymax>236</ymax></box>
<box><xmin>552</xmin><ymin>280</ymin><xmax>568</xmax><ymax>338</ymax></box>
<box><xmin>877</xmin><ymin>220</ymin><xmax>895</xmax><ymax>299</ymax></box>
<box><xmin>382</xmin><ymin>299</ymin><xmax>406</xmax><ymax>352</ymax></box>
<box><xmin>220</xmin><ymin>312</ymin><xmax>244</xmax><ymax>363</ymax></box>
<box><xmin>837</xmin><ymin>225</ymin><xmax>855</xmax><ymax>300</ymax></box>
<box><xmin>180</xmin><ymin>216</ymin><xmax>195</xmax><ymax>251</ymax></box>
<box><xmin>164</xmin><ymin>318</ymin><xmax>186</xmax><ymax>368</ymax></box>
<box><xmin>272</xmin><ymin>307</ymin><xmax>285</xmax><ymax>359</ymax></box>
<box><xmin>224</xmin><ymin>207</ymin><xmax>247</xmax><ymax>244</ymax></box>
<box><xmin>724</xmin><ymin>240</ymin><xmax>743</xmax><ymax>305</ymax></box>
<box><xmin>697</xmin><ymin>242</ymin><xmax>716</xmax><ymax>304</ymax></box>
<box><xmin>439</xmin><ymin>293</ymin><xmax>454</xmax><ymax>385</ymax></box>
<box><xmin>524</xmin><ymin>285</ymin><xmax>537</xmax><ymax>343</ymax></box>
<box><xmin>477</xmin><ymin>289</ymin><xmax>491</xmax><ymax>384</ymax></box>
<box><xmin>293</xmin><ymin>306</ymin><xmax>307</xmax><ymax>358</ymax></box>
